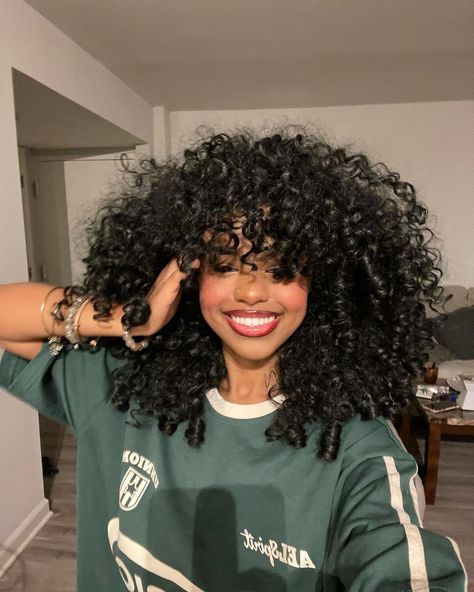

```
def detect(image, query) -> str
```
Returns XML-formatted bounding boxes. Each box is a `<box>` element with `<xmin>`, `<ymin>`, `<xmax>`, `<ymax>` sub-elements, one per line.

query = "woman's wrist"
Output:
<box><xmin>0</xmin><ymin>283</ymin><xmax>158</xmax><ymax>345</ymax></box>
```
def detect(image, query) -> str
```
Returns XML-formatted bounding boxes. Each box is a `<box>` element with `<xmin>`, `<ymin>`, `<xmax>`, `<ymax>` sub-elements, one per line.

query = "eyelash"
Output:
<box><xmin>213</xmin><ymin>265</ymin><xmax>285</xmax><ymax>279</ymax></box>
<box><xmin>214</xmin><ymin>265</ymin><xmax>236</xmax><ymax>273</ymax></box>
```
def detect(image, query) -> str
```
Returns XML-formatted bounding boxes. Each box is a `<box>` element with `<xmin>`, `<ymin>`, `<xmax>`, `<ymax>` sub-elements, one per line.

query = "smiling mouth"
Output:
<box><xmin>224</xmin><ymin>311</ymin><xmax>281</xmax><ymax>337</ymax></box>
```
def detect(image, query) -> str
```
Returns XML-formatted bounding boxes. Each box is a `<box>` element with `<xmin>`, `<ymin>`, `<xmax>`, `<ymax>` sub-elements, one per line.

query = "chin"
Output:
<box><xmin>223</xmin><ymin>340</ymin><xmax>281</xmax><ymax>362</ymax></box>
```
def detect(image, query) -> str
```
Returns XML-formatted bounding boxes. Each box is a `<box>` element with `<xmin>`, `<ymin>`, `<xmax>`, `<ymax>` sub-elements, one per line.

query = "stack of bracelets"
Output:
<box><xmin>40</xmin><ymin>287</ymin><xmax>150</xmax><ymax>356</ymax></box>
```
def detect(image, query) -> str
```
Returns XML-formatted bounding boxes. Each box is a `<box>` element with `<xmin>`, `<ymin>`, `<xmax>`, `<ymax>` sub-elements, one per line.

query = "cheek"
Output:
<box><xmin>276</xmin><ymin>282</ymin><xmax>309</xmax><ymax>316</ymax></box>
<box><xmin>199</xmin><ymin>275</ymin><xmax>227</xmax><ymax>313</ymax></box>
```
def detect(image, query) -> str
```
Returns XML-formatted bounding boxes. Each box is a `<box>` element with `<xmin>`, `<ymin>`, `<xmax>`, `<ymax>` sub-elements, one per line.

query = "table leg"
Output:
<box><xmin>423</xmin><ymin>422</ymin><xmax>441</xmax><ymax>504</ymax></box>
<box><xmin>397</xmin><ymin>407</ymin><xmax>412</xmax><ymax>451</ymax></box>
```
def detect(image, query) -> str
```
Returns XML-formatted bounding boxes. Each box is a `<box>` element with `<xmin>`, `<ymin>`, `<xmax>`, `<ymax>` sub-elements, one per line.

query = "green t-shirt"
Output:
<box><xmin>0</xmin><ymin>344</ymin><xmax>467</xmax><ymax>591</ymax></box>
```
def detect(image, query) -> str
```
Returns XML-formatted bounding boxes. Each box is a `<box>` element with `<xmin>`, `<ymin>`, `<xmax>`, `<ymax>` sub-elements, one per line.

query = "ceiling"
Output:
<box><xmin>13</xmin><ymin>69</ymin><xmax>143</xmax><ymax>149</ymax></box>
<box><xmin>24</xmin><ymin>0</ymin><xmax>473</xmax><ymax>111</ymax></box>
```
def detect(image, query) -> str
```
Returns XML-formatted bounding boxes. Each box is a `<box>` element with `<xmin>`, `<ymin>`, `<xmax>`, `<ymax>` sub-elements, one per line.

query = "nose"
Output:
<box><xmin>234</xmin><ymin>270</ymin><xmax>269</xmax><ymax>305</ymax></box>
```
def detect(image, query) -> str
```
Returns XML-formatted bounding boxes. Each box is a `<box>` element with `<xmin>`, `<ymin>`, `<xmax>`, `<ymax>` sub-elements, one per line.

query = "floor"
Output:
<box><xmin>0</xmin><ymin>418</ymin><xmax>76</xmax><ymax>592</ymax></box>
<box><xmin>0</xmin><ymin>423</ymin><xmax>472</xmax><ymax>591</ymax></box>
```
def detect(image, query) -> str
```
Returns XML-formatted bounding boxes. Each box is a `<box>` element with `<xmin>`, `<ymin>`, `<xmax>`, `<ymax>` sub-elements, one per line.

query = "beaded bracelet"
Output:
<box><xmin>64</xmin><ymin>295</ymin><xmax>88</xmax><ymax>347</ymax></box>
<box><xmin>48</xmin><ymin>336</ymin><xmax>66</xmax><ymax>357</ymax></box>
<box><xmin>122</xmin><ymin>327</ymin><xmax>150</xmax><ymax>352</ymax></box>
<box><xmin>64</xmin><ymin>295</ymin><xmax>101</xmax><ymax>350</ymax></box>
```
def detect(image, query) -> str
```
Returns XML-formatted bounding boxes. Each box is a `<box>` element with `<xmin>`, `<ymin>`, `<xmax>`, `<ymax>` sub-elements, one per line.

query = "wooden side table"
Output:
<box><xmin>399</xmin><ymin>381</ymin><xmax>474</xmax><ymax>504</ymax></box>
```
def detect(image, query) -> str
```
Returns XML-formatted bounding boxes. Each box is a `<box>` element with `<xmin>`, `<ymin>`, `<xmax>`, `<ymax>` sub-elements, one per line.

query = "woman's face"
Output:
<box><xmin>199</xmin><ymin>238</ymin><xmax>310</xmax><ymax>366</ymax></box>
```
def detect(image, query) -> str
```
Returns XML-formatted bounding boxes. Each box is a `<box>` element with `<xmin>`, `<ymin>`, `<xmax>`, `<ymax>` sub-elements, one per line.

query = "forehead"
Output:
<box><xmin>203</xmin><ymin>216</ymin><xmax>272</xmax><ymax>244</ymax></box>
<box><xmin>203</xmin><ymin>228</ymin><xmax>277</xmax><ymax>257</ymax></box>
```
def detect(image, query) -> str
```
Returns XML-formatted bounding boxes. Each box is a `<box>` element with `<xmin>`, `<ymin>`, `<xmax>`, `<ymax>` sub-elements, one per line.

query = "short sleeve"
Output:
<box><xmin>0</xmin><ymin>342</ymin><xmax>124</xmax><ymax>434</ymax></box>
<box><xmin>323</xmin><ymin>418</ymin><xmax>467</xmax><ymax>592</ymax></box>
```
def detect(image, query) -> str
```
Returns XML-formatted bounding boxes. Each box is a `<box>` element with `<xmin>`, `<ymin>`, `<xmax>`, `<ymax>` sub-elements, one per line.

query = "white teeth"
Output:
<box><xmin>230</xmin><ymin>315</ymin><xmax>276</xmax><ymax>327</ymax></box>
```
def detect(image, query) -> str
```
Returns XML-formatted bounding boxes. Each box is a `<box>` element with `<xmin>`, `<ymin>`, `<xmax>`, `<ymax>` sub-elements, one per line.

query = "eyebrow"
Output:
<box><xmin>213</xmin><ymin>250</ymin><xmax>281</xmax><ymax>265</ymax></box>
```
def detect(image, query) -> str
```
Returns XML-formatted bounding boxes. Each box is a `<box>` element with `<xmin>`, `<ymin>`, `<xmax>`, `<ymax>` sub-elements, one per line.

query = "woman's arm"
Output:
<box><xmin>0</xmin><ymin>258</ymin><xmax>199</xmax><ymax>345</ymax></box>
<box><xmin>0</xmin><ymin>339</ymin><xmax>43</xmax><ymax>360</ymax></box>
<box><xmin>323</xmin><ymin>431</ymin><xmax>467</xmax><ymax>591</ymax></box>
<box><xmin>0</xmin><ymin>283</ymin><xmax>124</xmax><ymax>343</ymax></box>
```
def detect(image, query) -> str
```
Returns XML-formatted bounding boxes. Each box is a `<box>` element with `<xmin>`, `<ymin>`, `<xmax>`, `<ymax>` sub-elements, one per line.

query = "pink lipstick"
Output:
<box><xmin>224</xmin><ymin>310</ymin><xmax>281</xmax><ymax>337</ymax></box>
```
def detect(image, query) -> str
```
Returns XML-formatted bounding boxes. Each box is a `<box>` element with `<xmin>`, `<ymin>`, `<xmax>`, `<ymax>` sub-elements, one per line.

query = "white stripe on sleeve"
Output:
<box><xmin>446</xmin><ymin>536</ymin><xmax>468</xmax><ymax>592</ymax></box>
<box><xmin>385</xmin><ymin>420</ymin><xmax>424</xmax><ymax>525</ymax></box>
<box><xmin>383</xmin><ymin>455</ymin><xmax>429</xmax><ymax>591</ymax></box>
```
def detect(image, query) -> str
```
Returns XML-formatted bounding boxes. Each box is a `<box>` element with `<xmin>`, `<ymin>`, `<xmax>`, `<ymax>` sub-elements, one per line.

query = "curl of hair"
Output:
<box><xmin>69</xmin><ymin>125</ymin><xmax>447</xmax><ymax>461</ymax></box>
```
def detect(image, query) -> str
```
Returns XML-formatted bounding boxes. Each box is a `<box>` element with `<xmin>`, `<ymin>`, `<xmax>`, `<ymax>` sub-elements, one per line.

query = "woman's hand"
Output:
<box><xmin>133</xmin><ymin>258</ymin><xmax>200</xmax><ymax>336</ymax></box>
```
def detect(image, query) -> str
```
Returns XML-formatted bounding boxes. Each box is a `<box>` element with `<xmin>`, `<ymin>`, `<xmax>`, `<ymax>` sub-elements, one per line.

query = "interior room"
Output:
<box><xmin>0</xmin><ymin>1</ymin><xmax>472</xmax><ymax>590</ymax></box>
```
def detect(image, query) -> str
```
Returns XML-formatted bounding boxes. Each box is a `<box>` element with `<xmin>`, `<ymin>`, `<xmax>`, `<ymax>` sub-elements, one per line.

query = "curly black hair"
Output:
<box><xmin>70</xmin><ymin>125</ymin><xmax>446</xmax><ymax>461</ymax></box>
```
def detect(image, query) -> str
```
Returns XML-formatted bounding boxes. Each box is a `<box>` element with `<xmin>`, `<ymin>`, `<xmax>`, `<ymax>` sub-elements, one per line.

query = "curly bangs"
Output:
<box><xmin>75</xmin><ymin>125</ymin><xmax>445</xmax><ymax>461</ymax></box>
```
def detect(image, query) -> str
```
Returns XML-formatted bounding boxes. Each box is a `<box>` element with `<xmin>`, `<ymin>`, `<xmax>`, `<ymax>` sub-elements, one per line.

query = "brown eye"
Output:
<box><xmin>267</xmin><ymin>267</ymin><xmax>286</xmax><ymax>280</ymax></box>
<box><xmin>213</xmin><ymin>264</ymin><xmax>237</xmax><ymax>273</ymax></box>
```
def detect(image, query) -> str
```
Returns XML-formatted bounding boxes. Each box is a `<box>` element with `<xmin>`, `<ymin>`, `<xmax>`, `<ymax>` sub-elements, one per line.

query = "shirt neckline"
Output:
<box><xmin>205</xmin><ymin>388</ymin><xmax>285</xmax><ymax>419</ymax></box>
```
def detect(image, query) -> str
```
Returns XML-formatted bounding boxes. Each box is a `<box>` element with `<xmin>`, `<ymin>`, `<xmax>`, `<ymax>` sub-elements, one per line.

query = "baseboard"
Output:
<box><xmin>0</xmin><ymin>498</ymin><xmax>52</xmax><ymax>578</ymax></box>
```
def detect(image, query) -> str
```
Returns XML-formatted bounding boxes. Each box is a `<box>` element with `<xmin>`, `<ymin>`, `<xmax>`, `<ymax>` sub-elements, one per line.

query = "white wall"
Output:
<box><xmin>64</xmin><ymin>150</ymin><xmax>138</xmax><ymax>283</ymax></box>
<box><xmin>0</xmin><ymin>0</ymin><xmax>153</xmax><ymax>572</ymax></box>
<box><xmin>0</xmin><ymin>0</ymin><xmax>471</xmax><ymax>575</ymax></box>
<box><xmin>27</xmin><ymin>154</ymin><xmax>73</xmax><ymax>285</ymax></box>
<box><xmin>170</xmin><ymin>101</ymin><xmax>474</xmax><ymax>285</ymax></box>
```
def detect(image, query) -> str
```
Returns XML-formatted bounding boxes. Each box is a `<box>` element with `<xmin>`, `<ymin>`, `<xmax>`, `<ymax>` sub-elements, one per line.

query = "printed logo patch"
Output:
<box><xmin>119</xmin><ymin>450</ymin><xmax>160</xmax><ymax>511</ymax></box>
<box><xmin>119</xmin><ymin>467</ymin><xmax>150</xmax><ymax>511</ymax></box>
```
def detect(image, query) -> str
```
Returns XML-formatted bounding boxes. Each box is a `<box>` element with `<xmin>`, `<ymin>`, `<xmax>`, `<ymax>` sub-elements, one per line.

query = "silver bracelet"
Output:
<box><xmin>122</xmin><ymin>327</ymin><xmax>150</xmax><ymax>352</ymax></box>
<box><xmin>64</xmin><ymin>295</ymin><xmax>88</xmax><ymax>348</ymax></box>
<box><xmin>48</xmin><ymin>336</ymin><xmax>65</xmax><ymax>357</ymax></box>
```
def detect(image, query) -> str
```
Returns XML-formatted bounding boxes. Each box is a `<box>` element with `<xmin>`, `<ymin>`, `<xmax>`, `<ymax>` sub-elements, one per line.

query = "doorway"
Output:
<box><xmin>12</xmin><ymin>68</ymin><xmax>145</xmax><ymax>508</ymax></box>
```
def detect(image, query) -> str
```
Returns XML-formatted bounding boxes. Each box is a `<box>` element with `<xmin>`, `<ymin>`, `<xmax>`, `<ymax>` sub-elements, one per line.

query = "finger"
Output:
<box><xmin>154</xmin><ymin>257</ymin><xmax>200</xmax><ymax>293</ymax></box>
<box><xmin>169</xmin><ymin>257</ymin><xmax>200</xmax><ymax>273</ymax></box>
<box><xmin>158</xmin><ymin>268</ymin><xmax>189</xmax><ymax>297</ymax></box>
<box><xmin>153</xmin><ymin>259</ymin><xmax>181</xmax><ymax>289</ymax></box>
<box><xmin>160</xmin><ymin>258</ymin><xmax>200</xmax><ymax>283</ymax></box>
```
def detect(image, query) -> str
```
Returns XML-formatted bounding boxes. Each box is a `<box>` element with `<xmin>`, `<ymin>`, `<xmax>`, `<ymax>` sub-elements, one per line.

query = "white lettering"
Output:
<box><xmin>239</xmin><ymin>529</ymin><xmax>252</xmax><ymax>549</ymax></box>
<box><xmin>129</xmin><ymin>452</ymin><xmax>140</xmax><ymax>465</ymax></box>
<box><xmin>143</xmin><ymin>459</ymin><xmax>153</xmax><ymax>474</ymax></box>
<box><xmin>152</xmin><ymin>470</ymin><xmax>159</xmax><ymax>488</ymax></box>
<box><xmin>115</xmin><ymin>556</ymin><xmax>134</xmax><ymax>591</ymax></box>
<box><xmin>108</xmin><ymin>517</ymin><xmax>205</xmax><ymax>592</ymax></box>
<box><xmin>287</xmin><ymin>545</ymin><xmax>299</xmax><ymax>567</ymax></box>
<box><xmin>122</xmin><ymin>450</ymin><xmax>130</xmax><ymax>462</ymax></box>
<box><xmin>270</xmin><ymin>539</ymin><xmax>280</xmax><ymax>562</ymax></box>
<box><xmin>239</xmin><ymin>528</ymin><xmax>316</xmax><ymax>570</ymax></box>
<box><xmin>114</xmin><ymin>558</ymin><xmax>167</xmax><ymax>592</ymax></box>
<box><xmin>134</xmin><ymin>574</ymin><xmax>145</xmax><ymax>592</ymax></box>
<box><xmin>299</xmin><ymin>550</ymin><xmax>316</xmax><ymax>569</ymax></box>
<box><xmin>263</xmin><ymin>542</ymin><xmax>274</xmax><ymax>567</ymax></box>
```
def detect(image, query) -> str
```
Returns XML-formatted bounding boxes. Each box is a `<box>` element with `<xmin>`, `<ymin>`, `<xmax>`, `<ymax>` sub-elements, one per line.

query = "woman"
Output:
<box><xmin>0</xmin><ymin>127</ymin><xmax>467</xmax><ymax>591</ymax></box>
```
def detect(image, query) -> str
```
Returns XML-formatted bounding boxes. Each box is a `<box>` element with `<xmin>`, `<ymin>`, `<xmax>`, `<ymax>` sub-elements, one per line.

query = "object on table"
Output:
<box><xmin>423</xmin><ymin>364</ymin><xmax>439</xmax><ymax>384</ymax></box>
<box><xmin>420</xmin><ymin>400</ymin><xmax>460</xmax><ymax>414</ymax></box>
<box><xmin>456</xmin><ymin>375</ymin><xmax>474</xmax><ymax>411</ymax></box>
<box><xmin>415</xmin><ymin>384</ymin><xmax>450</xmax><ymax>400</ymax></box>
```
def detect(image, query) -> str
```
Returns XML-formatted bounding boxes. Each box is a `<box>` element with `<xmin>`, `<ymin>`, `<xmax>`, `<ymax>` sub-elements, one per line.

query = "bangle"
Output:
<box><xmin>40</xmin><ymin>287</ymin><xmax>67</xmax><ymax>357</ymax></box>
<box><xmin>64</xmin><ymin>295</ymin><xmax>100</xmax><ymax>350</ymax></box>
<box><xmin>74</xmin><ymin>297</ymin><xmax>99</xmax><ymax>349</ymax></box>
<box><xmin>122</xmin><ymin>326</ymin><xmax>150</xmax><ymax>352</ymax></box>
<box><xmin>64</xmin><ymin>295</ymin><xmax>88</xmax><ymax>348</ymax></box>
<box><xmin>40</xmin><ymin>286</ymin><xmax>62</xmax><ymax>337</ymax></box>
